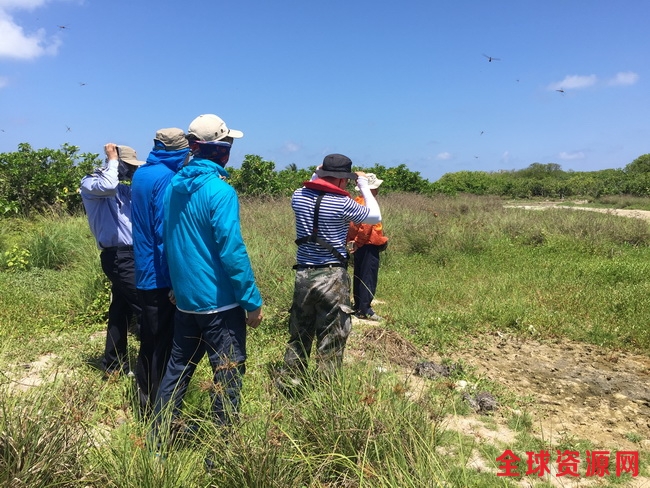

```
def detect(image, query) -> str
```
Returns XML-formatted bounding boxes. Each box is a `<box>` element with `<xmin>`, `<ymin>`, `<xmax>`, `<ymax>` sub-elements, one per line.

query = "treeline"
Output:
<box><xmin>1</xmin><ymin>143</ymin><xmax>649</xmax><ymax>216</ymax></box>
<box><xmin>432</xmin><ymin>157</ymin><xmax>650</xmax><ymax>199</ymax></box>
<box><xmin>229</xmin><ymin>154</ymin><xmax>650</xmax><ymax>200</ymax></box>
<box><xmin>227</xmin><ymin>155</ymin><xmax>432</xmax><ymax>197</ymax></box>
<box><xmin>0</xmin><ymin>146</ymin><xmax>435</xmax><ymax>216</ymax></box>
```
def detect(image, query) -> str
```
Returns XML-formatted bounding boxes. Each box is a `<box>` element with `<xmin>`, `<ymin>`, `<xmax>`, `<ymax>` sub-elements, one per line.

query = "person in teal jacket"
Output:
<box><xmin>153</xmin><ymin>114</ymin><xmax>263</xmax><ymax>441</ymax></box>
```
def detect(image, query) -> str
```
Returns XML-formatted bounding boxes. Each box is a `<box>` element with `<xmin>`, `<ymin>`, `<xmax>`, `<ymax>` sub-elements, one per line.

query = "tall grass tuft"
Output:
<box><xmin>89</xmin><ymin>422</ymin><xmax>205</xmax><ymax>488</ymax></box>
<box><xmin>24</xmin><ymin>217</ymin><xmax>81</xmax><ymax>270</ymax></box>
<box><xmin>247</xmin><ymin>363</ymin><xmax>446</xmax><ymax>487</ymax></box>
<box><xmin>0</xmin><ymin>379</ymin><xmax>95</xmax><ymax>487</ymax></box>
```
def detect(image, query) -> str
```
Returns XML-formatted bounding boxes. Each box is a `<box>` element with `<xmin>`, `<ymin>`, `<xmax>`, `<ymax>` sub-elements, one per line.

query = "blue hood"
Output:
<box><xmin>170</xmin><ymin>157</ymin><xmax>230</xmax><ymax>195</ymax></box>
<box><xmin>146</xmin><ymin>146</ymin><xmax>190</xmax><ymax>173</ymax></box>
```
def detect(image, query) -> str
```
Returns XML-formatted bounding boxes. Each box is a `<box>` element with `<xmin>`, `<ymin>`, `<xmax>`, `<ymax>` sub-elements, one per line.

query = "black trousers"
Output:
<box><xmin>352</xmin><ymin>244</ymin><xmax>381</xmax><ymax>316</ymax></box>
<box><xmin>135</xmin><ymin>287</ymin><xmax>175</xmax><ymax>417</ymax></box>
<box><xmin>99</xmin><ymin>248</ymin><xmax>142</xmax><ymax>374</ymax></box>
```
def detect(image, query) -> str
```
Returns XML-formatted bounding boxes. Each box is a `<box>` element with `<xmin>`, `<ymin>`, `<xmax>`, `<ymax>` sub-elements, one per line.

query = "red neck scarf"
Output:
<box><xmin>303</xmin><ymin>178</ymin><xmax>351</xmax><ymax>197</ymax></box>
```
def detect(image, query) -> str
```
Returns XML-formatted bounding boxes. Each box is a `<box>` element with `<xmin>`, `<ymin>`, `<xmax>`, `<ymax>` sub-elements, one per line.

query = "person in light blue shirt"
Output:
<box><xmin>131</xmin><ymin>128</ymin><xmax>190</xmax><ymax>417</ymax></box>
<box><xmin>153</xmin><ymin>114</ymin><xmax>263</xmax><ymax>447</ymax></box>
<box><xmin>80</xmin><ymin>143</ymin><xmax>145</xmax><ymax>376</ymax></box>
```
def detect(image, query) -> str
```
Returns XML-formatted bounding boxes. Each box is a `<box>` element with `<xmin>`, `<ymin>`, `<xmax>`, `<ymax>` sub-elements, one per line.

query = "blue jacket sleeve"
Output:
<box><xmin>210</xmin><ymin>186</ymin><xmax>263</xmax><ymax>311</ymax></box>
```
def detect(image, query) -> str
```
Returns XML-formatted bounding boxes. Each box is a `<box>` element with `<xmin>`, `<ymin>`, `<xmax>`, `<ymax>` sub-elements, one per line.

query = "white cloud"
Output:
<box><xmin>500</xmin><ymin>151</ymin><xmax>510</xmax><ymax>164</ymax></box>
<box><xmin>0</xmin><ymin>0</ymin><xmax>49</xmax><ymax>8</ymax></box>
<box><xmin>547</xmin><ymin>74</ymin><xmax>597</xmax><ymax>91</ymax></box>
<box><xmin>608</xmin><ymin>71</ymin><xmax>639</xmax><ymax>86</ymax></box>
<box><xmin>0</xmin><ymin>3</ymin><xmax>62</xmax><ymax>60</ymax></box>
<box><xmin>559</xmin><ymin>151</ymin><xmax>585</xmax><ymax>161</ymax></box>
<box><xmin>436</xmin><ymin>152</ymin><xmax>452</xmax><ymax>160</ymax></box>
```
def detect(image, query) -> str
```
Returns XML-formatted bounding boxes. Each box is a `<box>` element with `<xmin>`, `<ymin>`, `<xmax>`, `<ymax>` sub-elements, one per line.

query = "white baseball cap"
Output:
<box><xmin>187</xmin><ymin>114</ymin><xmax>243</xmax><ymax>142</ymax></box>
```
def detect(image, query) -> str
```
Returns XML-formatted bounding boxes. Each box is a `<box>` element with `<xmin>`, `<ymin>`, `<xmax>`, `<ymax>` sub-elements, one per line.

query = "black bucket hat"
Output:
<box><xmin>315</xmin><ymin>154</ymin><xmax>358</xmax><ymax>180</ymax></box>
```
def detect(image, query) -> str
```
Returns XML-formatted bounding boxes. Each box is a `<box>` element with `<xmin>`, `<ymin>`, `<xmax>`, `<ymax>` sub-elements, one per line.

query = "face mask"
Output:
<box><xmin>190</xmin><ymin>141</ymin><xmax>232</xmax><ymax>167</ymax></box>
<box><xmin>118</xmin><ymin>161</ymin><xmax>136</xmax><ymax>181</ymax></box>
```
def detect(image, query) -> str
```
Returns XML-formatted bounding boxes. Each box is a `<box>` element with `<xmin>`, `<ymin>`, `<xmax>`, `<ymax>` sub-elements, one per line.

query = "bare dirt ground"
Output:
<box><xmin>349</xmin><ymin>323</ymin><xmax>650</xmax><ymax>486</ymax></box>
<box><xmin>504</xmin><ymin>201</ymin><xmax>650</xmax><ymax>221</ymax></box>
<box><xmin>462</xmin><ymin>333</ymin><xmax>650</xmax><ymax>454</ymax></box>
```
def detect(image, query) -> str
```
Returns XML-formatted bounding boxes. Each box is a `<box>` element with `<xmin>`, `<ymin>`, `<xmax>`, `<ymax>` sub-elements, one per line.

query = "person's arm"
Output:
<box><xmin>354</xmin><ymin>224</ymin><xmax>373</xmax><ymax>247</ymax></box>
<box><xmin>79</xmin><ymin>143</ymin><xmax>120</xmax><ymax>196</ymax></box>
<box><xmin>212</xmin><ymin>187</ymin><xmax>264</xmax><ymax>313</ymax></box>
<box><xmin>356</xmin><ymin>173</ymin><xmax>381</xmax><ymax>224</ymax></box>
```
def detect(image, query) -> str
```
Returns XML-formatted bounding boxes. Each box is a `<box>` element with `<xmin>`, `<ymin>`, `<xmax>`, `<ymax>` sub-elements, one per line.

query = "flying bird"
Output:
<box><xmin>480</xmin><ymin>131</ymin><xmax>484</xmax><ymax>135</ymax></box>
<box><xmin>79</xmin><ymin>82</ymin><xmax>86</xmax><ymax>86</ymax></box>
<box><xmin>57</xmin><ymin>25</ymin><xmax>69</xmax><ymax>29</ymax></box>
<box><xmin>556</xmin><ymin>89</ymin><xmax>565</xmax><ymax>94</ymax></box>
<box><xmin>66</xmin><ymin>126</ymin><xmax>71</xmax><ymax>132</ymax></box>
<box><xmin>482</xmin><ymin>54</ymin><xmax>501</xmax><ymax>62</ymax></box>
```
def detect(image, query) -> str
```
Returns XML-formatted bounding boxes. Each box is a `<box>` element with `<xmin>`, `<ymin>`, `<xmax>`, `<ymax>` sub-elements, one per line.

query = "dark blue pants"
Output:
<box><xmin>135</xmin><ymin>287</ymin><xmax>175</xmax><ymax>417</ymax></box>
<box><xmin>100</xmin><ymin>248</ymin><xmax>142</xmax><ymax>374</ymax></box>
<box><xmin>352</xmin><ymin>244</ymin><xmax>381</xmax><ymax>317</ymax></box>
<box><xmin>154</xmin><ymin>306</ymin><xmax>247</xmax><ymax>428</ymax></box>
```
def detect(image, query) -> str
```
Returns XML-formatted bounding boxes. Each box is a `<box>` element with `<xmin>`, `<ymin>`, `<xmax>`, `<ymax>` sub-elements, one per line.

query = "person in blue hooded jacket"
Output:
<box><xmin>131</xmin><ymin>128</ymin><xmax>190</xmax><ymax>417</ymax></box>
<box><xmin>154</xmin><ymin>114</ymin><xmax>263</xmax><ymax>437</ymax></box>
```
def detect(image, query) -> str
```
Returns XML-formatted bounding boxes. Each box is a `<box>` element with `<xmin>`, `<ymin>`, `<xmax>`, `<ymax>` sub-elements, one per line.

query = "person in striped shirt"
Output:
<box><xmin>278</xmin><ymin>154</ymin><xmax>381</xmax><ymax>392</ymax></box>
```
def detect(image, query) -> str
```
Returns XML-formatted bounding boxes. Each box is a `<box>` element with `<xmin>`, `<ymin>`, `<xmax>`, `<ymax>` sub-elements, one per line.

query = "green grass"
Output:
<box><xmin>1</xmin><ymin>193</ymin><xmax>649</xmax><ymax>486</ymax></box>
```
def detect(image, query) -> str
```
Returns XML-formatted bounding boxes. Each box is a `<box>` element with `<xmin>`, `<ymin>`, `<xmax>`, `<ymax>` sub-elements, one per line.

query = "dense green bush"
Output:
<box><xmin>432</xmin><ymin>160</ymin><xmax>650</xmax><ymax>199</ymax></box>
<box><xmin>230</xmin><ymin>154</ymin><xmax>282</xmax><ymax>196</ymax></box>
<box><xmin>624</xmin><ymin>153</ymin><xmax>650</xmax><ymax>174</ymax></box>
<box><xmin>228</xmin><ymin>157</ymin><xmax>434</xmax><ymax>196</ymax></box>
<box><xmin>361</xmin><ymin>163</ymin><xmax>433</xmax><ymax>194</ymax></box>
<box><xmin>0</xmin><ymin>143</ymin><xmax>100</xmax><ymax>216</ymax></box>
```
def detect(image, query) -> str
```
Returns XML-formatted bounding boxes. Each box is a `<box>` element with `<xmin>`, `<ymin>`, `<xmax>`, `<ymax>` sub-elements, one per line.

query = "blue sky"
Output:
<box><xmin>1</xmin><ymin>0</ymin><xmax>648</xmax><ymax>182</ymax></box>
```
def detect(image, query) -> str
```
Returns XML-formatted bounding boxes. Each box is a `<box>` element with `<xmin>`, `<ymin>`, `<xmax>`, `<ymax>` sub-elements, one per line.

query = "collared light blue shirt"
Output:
<box><xmin>80</xmin><ymin>159</ymin><xmax>134</xmax><ymax>250</ymax></box>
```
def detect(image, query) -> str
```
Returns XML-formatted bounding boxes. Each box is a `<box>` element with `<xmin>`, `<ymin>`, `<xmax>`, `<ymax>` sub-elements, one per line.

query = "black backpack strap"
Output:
<box><xmin>295</xmin><ymin>192</ymin><xmax>348</xmax><ymax>266</ymax></box>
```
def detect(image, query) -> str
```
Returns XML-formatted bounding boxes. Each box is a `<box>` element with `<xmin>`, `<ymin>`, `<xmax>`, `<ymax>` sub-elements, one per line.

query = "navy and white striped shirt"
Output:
<box><xmin>292</xmin><ymin>187</ymin><xmax>370</xmax><ymax>265</ymax></box>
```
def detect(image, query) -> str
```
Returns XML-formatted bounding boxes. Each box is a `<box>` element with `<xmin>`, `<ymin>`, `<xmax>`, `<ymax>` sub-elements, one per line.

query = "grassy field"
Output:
<box><xmin>1</xmin><ymin>193</ymin><xmax>649</xmax><ymax>487</ymax></box>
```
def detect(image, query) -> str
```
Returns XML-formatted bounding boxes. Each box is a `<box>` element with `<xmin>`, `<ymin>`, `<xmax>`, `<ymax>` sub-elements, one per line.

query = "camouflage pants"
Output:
<box><xmin>283</xmin><ymin>266</ymin><xmax>352</xmax><ymax>375</ymax></box>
